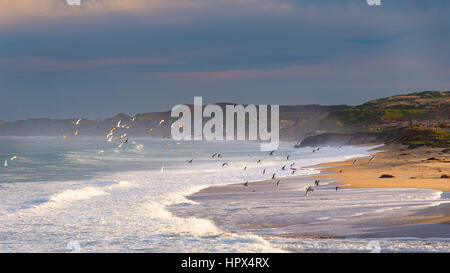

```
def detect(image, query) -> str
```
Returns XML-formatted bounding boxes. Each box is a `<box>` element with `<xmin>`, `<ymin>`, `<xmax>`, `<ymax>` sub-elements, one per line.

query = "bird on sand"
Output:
<box><xmin>368</xmin><ymin>156</ymin><xmax>375</xmax><ymax>162</ymax></box>
<box><xmin>262</xmin><ymin>169</ymin><xmax>266</xmax><ymax>174</ymax></box>
<box><xmin>336</xmin><ymin>186</ymin><xmax>339</xmax><ymax>191</ymax></box>
<box><xmin>314</xmin><ymin>180</ymin><xmax>320</xmax><ymax>186</ymax></box>
<box><xmin>243</xmin><ymin>181</ymin><xmax>248</xmax><ymax>186</ymax></box>
<box><xmin>257</xmin><ymin>159</ymin><xmax>262</xmax><ymax>163</ymax></box>
<box><xmin>272</xmin><ymin>173</ymin><xmax>276</xmax><ymax>180</ymax></box>
<box><xmin>276</xmin><ymin>180</ymin><xmax>281</xmax><ymax>186</ymax></box>
<box><xmin>212</xmin><ymin>153</ymin><xmax>218</xmax><ymax>158</ymax></box>
<box><xmin>187</xmin><ymin>159</ymin><xmax>193</xmax><ymax>163</ymax></box>
<box><xmin>222</xmin><ymin>163</ymin><xmax>229</xmax><ymax>167</ymax></box>
<box><xmin>287</xmin><ymin>155</ymin><xmax>290</xmax><ymax>160</ymax></box>
<box><xmin>352</xmin><ymin>159</ymin><xmax>359</xmax><ymax>165</ymax></box>
<box><xmin>281</xmin><ymin>165</ymin><xmax>286</xmax><ymax>170</ymax></box>
<box><xmin>243</xmin><ymin>165</ymin><xmax>247</xmax><ymax>171</ymax></box>
<box><xmin>269</xmin><ymin>150</ymin><xmax>275</xmax><ymax>156</ymax></box>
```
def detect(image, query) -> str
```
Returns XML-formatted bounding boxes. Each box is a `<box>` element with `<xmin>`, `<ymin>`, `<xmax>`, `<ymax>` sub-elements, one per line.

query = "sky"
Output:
<box><xmin>1</xmin><ymin>0</ymin><xmax>449</xmax><ymax>121</ymax></box>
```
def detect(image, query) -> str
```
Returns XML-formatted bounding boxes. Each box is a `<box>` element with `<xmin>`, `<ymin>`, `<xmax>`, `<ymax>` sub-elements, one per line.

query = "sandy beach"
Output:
<box><xmin>316</xmin><ymin>144</ymin><xmax>450</xmax><ymax>224</ymax></box>
<box><xmin>317</xmin><ymin>144</ymin><xmax>450</xmax><ymax>192</ymax></box>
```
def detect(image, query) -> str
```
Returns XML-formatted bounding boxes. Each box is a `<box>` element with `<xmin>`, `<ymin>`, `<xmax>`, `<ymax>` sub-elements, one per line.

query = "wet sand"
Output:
<box><xmin>170</xmin><ymin>144</ymin><xmax>450</xmax><ymax>250</ymax></box>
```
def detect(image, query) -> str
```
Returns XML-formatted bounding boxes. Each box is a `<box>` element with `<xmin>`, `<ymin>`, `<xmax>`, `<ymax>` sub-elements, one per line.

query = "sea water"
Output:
<box><xmin>0</xmin><ymin>137</ymin><xmax>448</xmax><ymax>252</ymax></box>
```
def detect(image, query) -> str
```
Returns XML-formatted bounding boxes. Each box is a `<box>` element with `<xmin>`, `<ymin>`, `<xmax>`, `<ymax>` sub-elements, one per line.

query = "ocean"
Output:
<box><xmin>0</xmin><ymin>137</ymin><xmax>448</xmax><ymax>252</ymax></box>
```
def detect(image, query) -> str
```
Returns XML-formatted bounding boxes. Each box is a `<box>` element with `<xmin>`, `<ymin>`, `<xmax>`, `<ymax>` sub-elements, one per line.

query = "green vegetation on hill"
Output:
<box><xmin>332</xmin><ymin>108</ymin><xmax>430</xmax><ymax>124</ymax></box>
<box><xmin>399</xmin><ymin>127</ymin><xmax>450</xmax><ymax>149</ymax></box>
<box><xmin>325</xmin><ymin>91</ymin><xmax>450</xmax><ymax>148</ymax></box>
<box><xmin>330</xmin><ymin>91</ymin><xmax>449</xmax><ymax>125</ymax></box>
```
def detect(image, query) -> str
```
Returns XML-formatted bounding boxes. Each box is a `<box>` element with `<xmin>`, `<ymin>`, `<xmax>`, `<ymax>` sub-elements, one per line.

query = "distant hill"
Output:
<box><xmin>0</xmin><ymin>103</ymin><xmax>349</xmax><ymax>141</ymax></box>
<box><xmin>1</xmin><ymin>91</ymin><xmax>448</xmax><ymax>148</ymax></box>
<box><xmin>300</xmin><ymin>91</ymin><xmax>450</xmax><ymax>148</ymax></box>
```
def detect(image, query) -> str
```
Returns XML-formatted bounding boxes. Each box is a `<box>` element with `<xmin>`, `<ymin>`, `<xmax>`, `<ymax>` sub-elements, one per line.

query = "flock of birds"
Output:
<box><xmin>2</xmin><ymin>115</ymin><xmax>376</xmax><ymax>198</ymax></box>
<box><xmin>3</xmin><ymin>116</ymin><xmax>169</xmax><ymax>167</ymax></box>
<box><xmin>62</xmin><ymin>116</ymin><xmax>175</xmax><ymax>150</ymax></box>
<box><xmin>182</xmin><ymin>146</ymin><xmax>374</xmax><ymax>197</ymax></box>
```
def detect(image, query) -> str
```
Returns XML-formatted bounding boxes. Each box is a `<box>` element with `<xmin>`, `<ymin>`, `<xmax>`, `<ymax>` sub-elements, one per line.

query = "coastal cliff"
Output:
<box><xmin>299</xmin><ymin>91</ymin><xmax>450</xmax><ymax>148</ymax></box>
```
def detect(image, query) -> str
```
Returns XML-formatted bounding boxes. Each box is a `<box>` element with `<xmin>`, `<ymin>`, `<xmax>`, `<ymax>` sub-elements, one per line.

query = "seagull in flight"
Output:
<box><xmin>158</xmin><ymin>119</ymin><xmax>165</xmax><ymax>125</ymax></box>
<box><xmin>115</xmin><ymin>120</ymin><xmax>127</xmax><ymax>128</ymax></box>
<box><xmin>305</xmin><ymin>186</ymin><xmax>314</xmax><ymax>196</ymax></box>
<box><xmin>72</xmin><ymin>119</ymin><xmax>82</xmax><ymax>125</ymax></box>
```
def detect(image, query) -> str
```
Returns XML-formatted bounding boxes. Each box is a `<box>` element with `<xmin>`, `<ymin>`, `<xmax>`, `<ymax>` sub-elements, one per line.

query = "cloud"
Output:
<box><xmin>0</xmin><ymin>0</ymin><xmax>293</xmax><ymax>28</ymax></box>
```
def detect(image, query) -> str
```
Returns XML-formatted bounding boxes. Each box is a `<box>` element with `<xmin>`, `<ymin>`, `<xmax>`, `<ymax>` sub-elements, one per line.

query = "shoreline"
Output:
<box><xmin>314</xmin><ymin>144</ymin><xmax>450</xmax><ymax>226</ymax></box>
<box><xmin>170</xmin><ymin>143</ymin><xmax>450</xmax><ymax>250</ymax></box>
<box><xmin>315</xmin><ymin>144</ymin><xmax>450</xmax><ymax>192</ymax></box>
